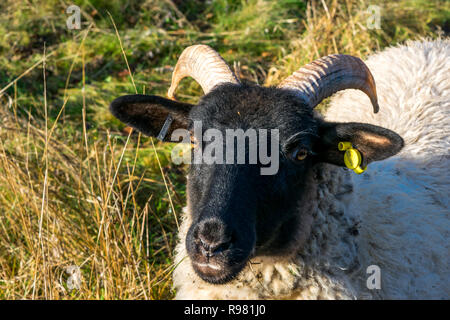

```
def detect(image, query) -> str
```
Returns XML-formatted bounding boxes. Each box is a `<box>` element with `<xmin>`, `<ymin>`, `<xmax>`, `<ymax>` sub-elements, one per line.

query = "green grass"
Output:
<box><xmin>0</xmin><ymin>0</ymin><xmax>448</xmax><ymax>299</ymax></box>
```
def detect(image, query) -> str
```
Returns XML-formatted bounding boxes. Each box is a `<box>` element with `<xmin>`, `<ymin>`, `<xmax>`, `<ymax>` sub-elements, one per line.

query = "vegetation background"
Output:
<box><xmin>0</xmin><ymin>0</ymin><xmax>448</xmax><ymax>299</ymax></box>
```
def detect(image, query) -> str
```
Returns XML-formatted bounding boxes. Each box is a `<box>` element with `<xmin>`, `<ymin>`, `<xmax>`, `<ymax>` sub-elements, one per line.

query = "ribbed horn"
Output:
<box><xmin>168</xmin><ymin>45</ymin><xmax>240</xmax><ymax>99</ymax></box>
<box><xmin>278</xmin><ymin>54</ymin><xmax>379</xmax><ymax>113</ymax></box>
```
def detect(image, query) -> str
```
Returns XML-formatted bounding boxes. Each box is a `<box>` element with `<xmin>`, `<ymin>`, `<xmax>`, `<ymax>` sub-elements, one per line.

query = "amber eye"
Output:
<box><xmin>294</xmin><ymin>149</ymin><xmax>308</xmax><ymax>161</ymax></box>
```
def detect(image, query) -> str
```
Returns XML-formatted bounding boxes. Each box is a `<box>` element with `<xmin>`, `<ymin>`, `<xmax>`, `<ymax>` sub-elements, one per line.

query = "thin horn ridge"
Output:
<box><xmin>168</xmin><ymin>45</ymin><xmax>240</xmax><ymax>99</ymax></box>
<box><xmin>278</xmin><ymin>54</ymin><xmax>379</xmax><ymax>113</ymax></box>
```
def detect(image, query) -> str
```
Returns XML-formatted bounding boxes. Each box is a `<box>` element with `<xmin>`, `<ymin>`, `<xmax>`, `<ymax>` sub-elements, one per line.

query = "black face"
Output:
<box><xmin>109</xmin><ymin>83</ymin><xmax>404</xmax><ymax>285</ymax></box>
<box><xmin>184</xmin><ymin>85</ymin><xmax>319</xmax><ymax>283</ymax></box>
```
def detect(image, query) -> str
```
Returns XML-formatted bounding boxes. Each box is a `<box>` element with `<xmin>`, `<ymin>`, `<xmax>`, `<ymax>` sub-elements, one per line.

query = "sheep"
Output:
<box><xmin>109</xmin><ymin>40</ymin><xmax>449</xmax><ymax>300</ymax></box>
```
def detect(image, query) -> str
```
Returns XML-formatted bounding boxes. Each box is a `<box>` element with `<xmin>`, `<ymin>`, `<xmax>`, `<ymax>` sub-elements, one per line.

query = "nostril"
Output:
<box><xmin>194</xmin><ymin>219</ymin><xmax>236</xmax><ymax>257</ymax></box>
<box><xmin>197</xmin><ymin>233</ymin><xmax>232</xmax><ymax>256</ymax></box>
<box><xmin>211</xmin><ymin>239</ymin><xmax>231</xmax><ymax>254</ymax></box>
<box><xmin>199</xmin><ymin>236</ymin><xmax>210</xmax><ymax>251</ymax></box>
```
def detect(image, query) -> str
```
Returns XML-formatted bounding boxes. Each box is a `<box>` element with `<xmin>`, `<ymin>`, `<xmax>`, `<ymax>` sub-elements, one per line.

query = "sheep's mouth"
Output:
<box><xmin>185</xmin><ymin>217</ymin><xmax>256</xmax><ymax>284</ymax></box>
<box><xmin>191</xmin><ymin>258</ymin><xmax>248</xmax><ymax>284</ymax></box>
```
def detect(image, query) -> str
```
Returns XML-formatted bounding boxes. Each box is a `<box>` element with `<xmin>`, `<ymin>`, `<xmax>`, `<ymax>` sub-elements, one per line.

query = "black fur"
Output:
<box><xmin>109</xmin><ymin>94</ymin><xmax>192</xmax><ymax>141</ymax></box>
<box><xmin>315</xmin><ymin>121</ymin><xmax>405</xmax><ymax>168</ymax></box>
<box><xmin>110</xmin><ymin>83</ymin><xmax>404</xmax><ymax>284</ymax></box>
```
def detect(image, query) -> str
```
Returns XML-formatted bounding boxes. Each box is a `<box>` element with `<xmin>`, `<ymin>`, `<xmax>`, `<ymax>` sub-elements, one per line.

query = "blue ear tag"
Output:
<box><xmin>157</xmin><ymin>115</ymin><xmax>173</xmax><ymax>141</ymax></box>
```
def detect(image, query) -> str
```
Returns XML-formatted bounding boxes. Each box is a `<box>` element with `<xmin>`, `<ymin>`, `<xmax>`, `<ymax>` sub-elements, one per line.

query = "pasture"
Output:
<box><xmin>0</xmin><ymin>0</ymin><xmax>447</xmax><ymax>299</ymax></box>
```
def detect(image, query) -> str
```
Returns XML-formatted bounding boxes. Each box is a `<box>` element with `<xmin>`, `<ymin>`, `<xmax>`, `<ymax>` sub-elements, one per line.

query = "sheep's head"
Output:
<box><xmin>110</xmin><ymin>45</ymin><xmax>404</xmax><ymax>284</ymax></box>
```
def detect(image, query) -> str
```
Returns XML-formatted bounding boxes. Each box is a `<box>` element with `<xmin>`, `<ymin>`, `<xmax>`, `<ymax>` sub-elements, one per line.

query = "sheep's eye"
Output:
<box><xmin>190</xmin><ymin>135</ymin><xmax>199</xmax><ymax>148</ymax></box>
<box><xmin>293</xmin><ymin>149</ymin><xmax>308</xmax><ymax>161</ymax></box>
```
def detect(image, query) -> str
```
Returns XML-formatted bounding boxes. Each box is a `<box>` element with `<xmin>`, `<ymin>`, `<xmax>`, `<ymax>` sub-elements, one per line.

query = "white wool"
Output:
<box><xmin>325</xmin><ymin>39</ymin><xmax>450</xmax><ymax>299</ymax></box>
<box><xmin>172</xmin><ymin>40</ymin><xmax>450</xmax><ymax>299</ymax></box>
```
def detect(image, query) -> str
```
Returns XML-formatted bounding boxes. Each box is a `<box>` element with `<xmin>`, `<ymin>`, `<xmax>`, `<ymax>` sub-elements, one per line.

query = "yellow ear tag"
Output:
<box><xmin>338</xmin><ymin>142</ymin><xmax>367</xmax><ymax>174</ymax></box>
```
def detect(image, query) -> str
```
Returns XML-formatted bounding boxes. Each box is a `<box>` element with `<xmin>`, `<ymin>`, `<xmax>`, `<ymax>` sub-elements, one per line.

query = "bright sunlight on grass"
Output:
<box><xmin>0</xmin><ymin>0</ymin><xmax>448</xmax><ymax>299</ymax></box>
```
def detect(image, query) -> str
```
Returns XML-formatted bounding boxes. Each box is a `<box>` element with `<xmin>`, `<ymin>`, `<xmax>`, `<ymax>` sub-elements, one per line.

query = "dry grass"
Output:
<box><xmin>0</xmin><ymin>79</ymin><xmax>180</xmax><ymax>299</ymax></box>
<box><xmin>0</xmin><ymin>0</ymin><xmax>447</xmax><ymax>299</ymax></box>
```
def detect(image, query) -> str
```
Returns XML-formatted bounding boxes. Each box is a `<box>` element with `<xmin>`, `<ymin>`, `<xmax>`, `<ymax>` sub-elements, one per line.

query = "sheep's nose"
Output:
<box><xmin>195</xmin><ymin>219</ymin><xmax>233</xmax><ymax>257</ymax></box>
<box><xmin>198</xmin><ymin>234</ymin><xmax>232</xmax><ymax>257</ymax></box>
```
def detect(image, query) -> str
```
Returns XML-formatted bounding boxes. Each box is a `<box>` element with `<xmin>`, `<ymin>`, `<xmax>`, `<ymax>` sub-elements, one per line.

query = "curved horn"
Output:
<box><xmin>278</xmin><ymin>54</ymin><xmax>379</xmax><ymax>113</ymax></box>
<box><xmin>168</xmin><ymin>45</ymin><xmax>239</xmax><ymax>99</ymax></box>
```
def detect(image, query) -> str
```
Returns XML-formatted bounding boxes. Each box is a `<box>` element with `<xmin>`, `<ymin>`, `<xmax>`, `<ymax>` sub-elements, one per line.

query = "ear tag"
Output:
<box><xmin>157</xmin><ymin>115</ymin><xmax>173</xmax><ymax>141</ymax></box>
<box><xmin>338</xmin><ymin>142</ymin><xmax>367</xmax><ymax>174</ymax></box>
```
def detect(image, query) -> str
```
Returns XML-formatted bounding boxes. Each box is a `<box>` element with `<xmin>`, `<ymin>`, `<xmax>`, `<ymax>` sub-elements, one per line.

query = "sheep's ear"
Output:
<box><xmin>109</xmin><ymin>94</ymin><xmax>193</xmax><ymax>141</ymax></box>
<box><xmin>314</xmin><ymin>122</ymin><xmax>404</xmax><ymax>167</ymax></box>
